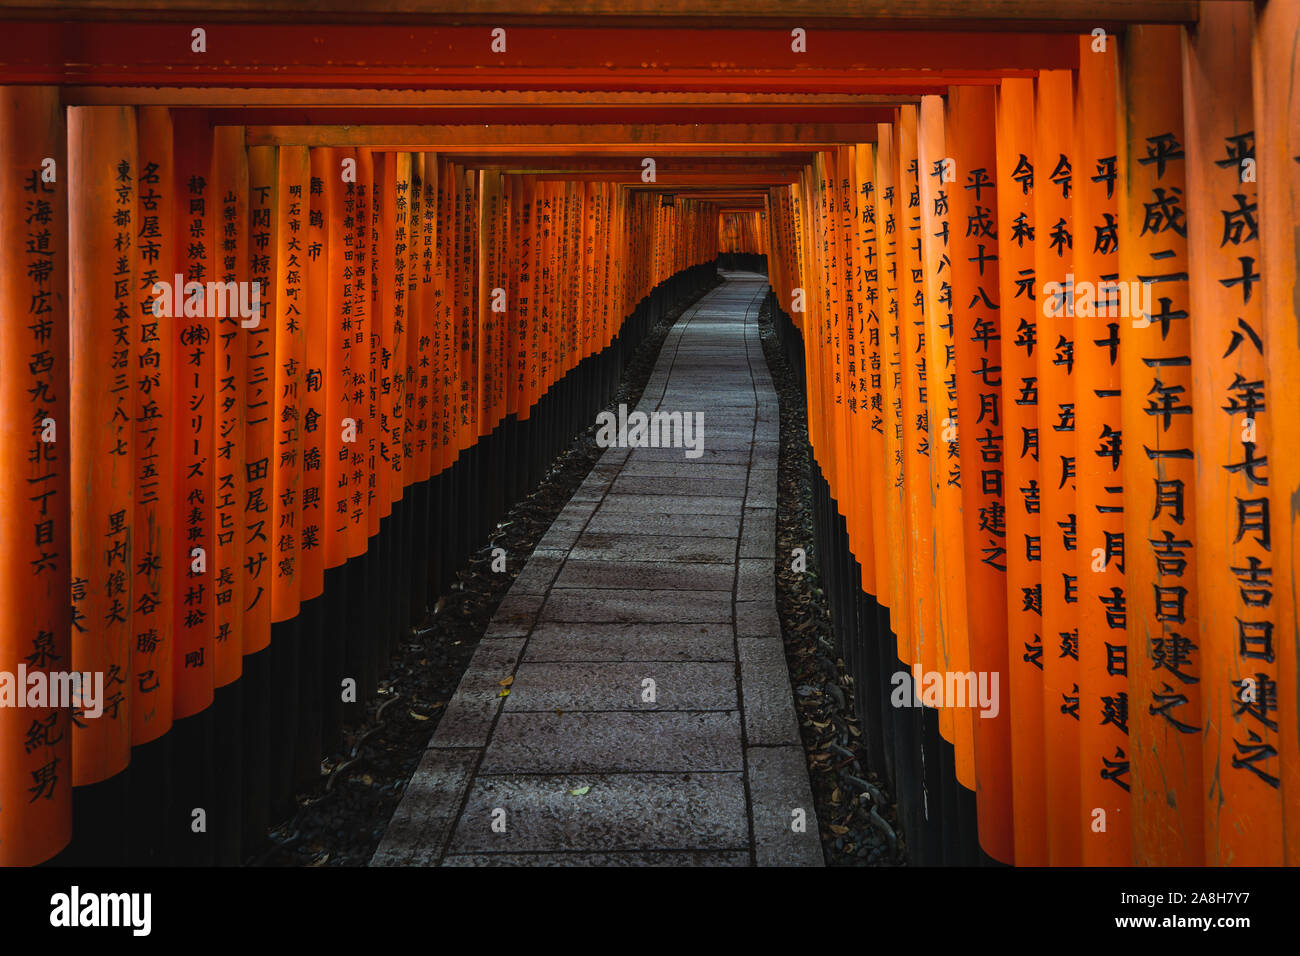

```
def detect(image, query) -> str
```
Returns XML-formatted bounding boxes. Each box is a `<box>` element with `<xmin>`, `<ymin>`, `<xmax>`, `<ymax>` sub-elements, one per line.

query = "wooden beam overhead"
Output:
<box><xmin>60</xmin><ymin>86</ymin><xmax>923</xmax><ymax>107</ymax></box>
<box><xmin>0</xmin><ymin>22</ymin><xmax>1081</xmax><ymax>90</ymax></box>
<box><xmin>533</xmin><ymin>172</ymin><xmax>797</xmax><ymax>184</ymax></box>
<box><xmin>195</xmin><ymin>105</ymin><xmax>899</xmax><ymax>127</ymax></box>
<box><xmin>242</xmin><ymin>122</ymin><xmax>880</xmax><ymax>148</ymax></box>
<box><xmin>0</xmin><ymin>0</ymin><xmax>1199</xmax><ymax>28</ymax></box>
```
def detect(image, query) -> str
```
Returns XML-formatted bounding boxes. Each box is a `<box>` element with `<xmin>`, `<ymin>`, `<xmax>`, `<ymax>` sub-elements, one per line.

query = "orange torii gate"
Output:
<box><xmin>1</xmin><ymin>106</ymin><xmax>733</xmax><ymax>864</ymax></box>
<box><xmin>761</xmin><ymin>10</ymin><xmax>1299</xmax><ymax>867</ymax></box>
<box><xmin>3</xmin><ymin>1</ymin><xmax>1300</xmax><ymax>870</ymax></box>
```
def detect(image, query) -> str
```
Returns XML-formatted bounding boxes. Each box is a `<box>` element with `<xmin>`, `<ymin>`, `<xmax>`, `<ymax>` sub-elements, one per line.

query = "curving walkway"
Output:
<box><xmin>372</xmin><ymin>272</ymin><xmax>822</xmax><ymax>866</ymax></box>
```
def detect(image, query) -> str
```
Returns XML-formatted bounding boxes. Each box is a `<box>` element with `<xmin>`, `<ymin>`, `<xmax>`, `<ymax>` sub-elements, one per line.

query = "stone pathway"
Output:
<box><xmin>372</xmin><ymin>272</ymin><xmax>822</xmax><ymax>866</ymax></box>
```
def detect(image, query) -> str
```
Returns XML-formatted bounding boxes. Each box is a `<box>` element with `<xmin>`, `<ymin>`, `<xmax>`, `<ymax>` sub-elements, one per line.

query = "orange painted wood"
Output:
<box><xmin>1117</xmin><ymin>23</ymin><xmax>1204</xmax><ymax>867</ymax></box>
<box><xmin>370</xmin><ymin>151</ymin><xmax>394</xmax><ymax>521</ymax></box>
<box><xmin>1032</xmin><ymin>68</ymin><xmax>1080</xmax><ymax>865</ymax></box>
<box><xmin>946</xmin><ymin>83</ymin><xmax>1013</xmax><ymax>863</ymax></box>
<box><xmin>874</xmin><ymin>121</ymin><xmax>907</xmax><ymax>646</ymax></box>
<box><xmin>342</xmin><ymin>148</ymin><xmax>372</xmax><ymax>560</ymax></box>
<box><xmin>171</xmin><ymin>111</ymin><xmax>216</xmax><ymax>717</ymax></box>
<box><xmin>1185</xmin><ymin>3</ymin><xmax>1280</xmax><ymax>866</ymax></box>
<box><xmin>132</xmin><ymin>105</ymin><xmax>175</xmax><ymax>740</ymax></box>
<box><xmin>385</xmin><ymin>150</ymin><xmax>410</xmax><ymax>504</ymax></box>
<box><xmin>1071</xmin><ymin>37</ymin><xmax>1130</xmax><ymax>866</ymax></box>
<box><xmin>519</xmin><ymin>176</ymin><xmax>539</xmax><ymax>420</ymax></box>
<box><xmin>355</xmin><ymin>148</ymin><xmax>381</xmax><ymax>543</ymax></box>
<box><xmin>1252</xmin><ymin>0</ymin><xmax>1300</xmax><ymax>868</ymax></box>
<box><xmin>301</xmin><ymin>146</ymin><xmax>331</xmax><ymax>602</ymax></box>
<box><xmin>243</xmin><ymin>145</ymin><xmax>277</xmax><ymax>654</ymax></box>
<box><xmin>68</xmin><ymin>105</ymin><xmax>137</xmax><ymax>786</ymax></box>
<box><xmin>404</xmin><ymin>152</ymin><xmax>425</xmax><ymax>488</ymax></box>
<box><xmin>457</xmin><ymin>164</ymin><xmax>479</xmax><ymax>452</ymax></box>
<box><xmin>919</xmin><ymin>94</ymin><xmax>970</xmax><ymax>764</ymax></box>
<box><xmin>0</xmin><ymin>86</ymin><xmax>72</xmax><ymax>865</ymax></box>
<box><xmin>849</xmin><ymin>143</ymin><xmax>881</xmax><ymax>605</ymax></box>
<box><xmin>898</xmin><ymin>104</ymin><xmax>938</xmax><ymax>690</ymax></box>
<box><xmin>432</xmin><ymin>155</ymin><xmax>455</xmax><ymax>477</ymax></box>
<box><xmin>211</xmin><ymin>125</ymin><xmax>248</xmax><ymax>688</ymax></box>
<box><xmin>270</xmin><ymin>144</ymin><xmax>308</xmax><ymax>625</ymax></box>
<box><xmin>412</xmin><ymin>153</ymin><xmax>434</xmax><ymax>484</ymax></box>
<box><xmin>505</xmin><ymin>174</ymin><xmax>523</xmax><ymax>423</ymax></box>
<box><xmin>993</xmin><ymin>77</ymin><xmax>1047</xmax><ymax>865</ymax></box>
<box><xmin>478</xmin><ymin>169</ymin><xmax>502</xmax><ymax>436</ymax></box>
<box><xmin>319</xmin><ymin>146</ymin><xmax>352</xmax><ymax>570</ymax></box>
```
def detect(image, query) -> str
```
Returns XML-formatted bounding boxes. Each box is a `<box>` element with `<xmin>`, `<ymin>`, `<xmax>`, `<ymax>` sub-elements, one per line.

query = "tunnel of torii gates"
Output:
<box><xmin>0</xmin><ymin>0</ymin><xmax>1297</xmax><ymax>869</ymax></box>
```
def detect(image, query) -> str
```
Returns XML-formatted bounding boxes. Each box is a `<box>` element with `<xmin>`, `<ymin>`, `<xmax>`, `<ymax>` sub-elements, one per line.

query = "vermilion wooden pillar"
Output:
<box><xmin>920</xmin><ymin>95</ymin><xmax>976</xmax><ymax>795</ymax></box>
<box><xmin>1252</xmin><ymin>0</ymin><xmax>1300</xmax><ymax>869</ymax></box>
<box><xmin>1185</xmin><ymin>2</ymin><xmax>1280</xmax><ymax>867</ymax></box>
<box><xmin>946</xmin><ymin>84</ymin><xmax>1014</xmax><ymax>865</ymax></box>
<box><xmin>1118</xmin><ymin>23</ymin><xmax>1204</xmax><ymax>867</ymax></box>
<box><xmin>900</xmin><ymin>104</ymin><xmax>935</xmax><ymax>690</ymax></box>
<box><xmin>68</xmin><ymin>105</ymin><xmax>137</xmax><ymax>807</ymax></box>
<box><xmin>172</xmin><ymin>112</ymin><xmax>217</xmax><ymax>724</ymax></box>
<box><xmin>212</xmin><ymin>125</ymin><xmax>247</xmax><ymax>704</ymax></box>
<box><xmin>994</xmin><ymin>78</ymin><xmax>1047</xmax><ymax>866</ymax></box>
<box><xmin>0</xmin><ymin>86</ymin><xmax>71</xmax><ymax>866</ymax></box>
<box><xmin>875</xmin><ymin>124</ymin><xmax>906</xmax><ymax>654</ymax></box>
<box><xmin>1033</xmin><ymin>68</ymin><xmax>1081</xmax><ymax>866</ymax></box>
<box><xmin>132</xmin><ymin>106</ymin><xmax>175</xmax><ymax>753</ymax></box>
<box><xmin>241</xmin><ymin>143</ymin><xmax>277</xmax><ymax>844</ymax></box>
<box><xmin>1071</xmin><ymin>35</ymin><xmax>1131</xmax><ymax>867</ymax></box>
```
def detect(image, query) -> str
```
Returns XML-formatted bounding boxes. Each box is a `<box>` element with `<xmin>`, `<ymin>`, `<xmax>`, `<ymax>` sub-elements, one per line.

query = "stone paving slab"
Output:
<box><xmin>594</xmin><ymin>493</ymin><xmax>743</xmax><ymax>515</ymax></box>
<box><xmin>583</xmin><ymin>510</ymin><xmax>741</xmax><ymax>538</ymax></box>
<box><xmin>502</xmin><ymin>662</ymin><xmax>738</xmax><ymax>711</ymax></box>
<box><xmin>552</xmin><ymin>558</ymin><xmax>735</xmax><ymax>591</ymax></box>
<box><xmin>625</xmin><ymin>447</ymin><xmax>751</xmax><ymax>464</ymax></box>
<box><xmin>616</xmin><ymin>460</ymin><xmax>750</xmax><ymax>480</ymax></box>
<box><xmin>444</xmin><ymin>772</ymin><xmax>750</xmax><ymax>853</ymax></box>
<box><xmin>371</xmin><ymin>749</ymin><xmax>480</xmax><ymax>866</ymax></box>
<box><xmin>523</xmin><ymin>623</ymin><xmax>735</xmax><ymax>662</ymax></box>
<box><xmin>478</xmin><ymin>711</ymin><xmax>743</xmax><ymax>773</ymax></box>
<box><xmin>611</xmin><ymin>474</ymin><xmax>749</xmax><ymax>497</ymax></box>
<box><xmin>567</xmin><ymin>533</ymin><xmax>737</xmax><ymax>564</ymax></box>
<box><xmin>373</xmin><ymin>273</ymin><xmax>820</xmax><ymax>867</ymax></box>
<box><xmin>739</xmin><ymin>507</ymin><xmax>777</xmax><ymax>559</ymax></box>
<box><xmin>540</xmin><ymin>588</ymin><xmax>733</xmax><ymax>623</ymax></box>
<box><xmin>748</xmin><ymin>746</ymin><xmax>828</xmax><ymax>866</ymax></box>
<box><xmin>739</xmin><ymin>640</ymin><xmax>802</xmax><ymax>745</ymax></box>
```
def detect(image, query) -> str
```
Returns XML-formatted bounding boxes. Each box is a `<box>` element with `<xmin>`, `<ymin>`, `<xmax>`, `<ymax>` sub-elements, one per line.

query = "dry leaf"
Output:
<box><xmin>498</xmin><ymin>689</ymin><xmax>510</xmax><ymax>698</ymax></box>
<box><xmin>568</xmin><ymin>785</ymin><xmax>590</xmax><ymax>796</ymax></box>
<box><xmin>828</xmin><ymin>824</ymin><xmax>849</xmax><ymax>835</ymax></box>
<box><xmin>498</xmin><ymin>675</ymin><xmax>515</xmax><ymax>687</ymax></box>
<box><xmin>409</xmin><ymin>710</ymin><xmax>429</xmax><ymax>721</ymax></box>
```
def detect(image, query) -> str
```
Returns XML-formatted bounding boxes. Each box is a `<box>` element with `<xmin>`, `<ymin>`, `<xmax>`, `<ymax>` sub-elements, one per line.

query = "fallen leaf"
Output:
<box><xmin>568</xmin><ymin>785</ymin><xmax>590</xmax><ymax>796</ymax></box>
<box><xmin>498</xmin><ymin>675</ymin><xmax>514</xmax><ymax>687</ymax></box>
<box><xmin>498</xmin><ymin>689</ymin><xmax>510</xmax><ymax>698</ymax></box>
<box><xmin>409</xmin><ymin>710</ymin><xmax>429</xmax><ymax>721</ymax></box>
<box><xmin>828</xmin><ymin>824</ymin><xmax>849</xmax><ymax>835</ymax></box>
